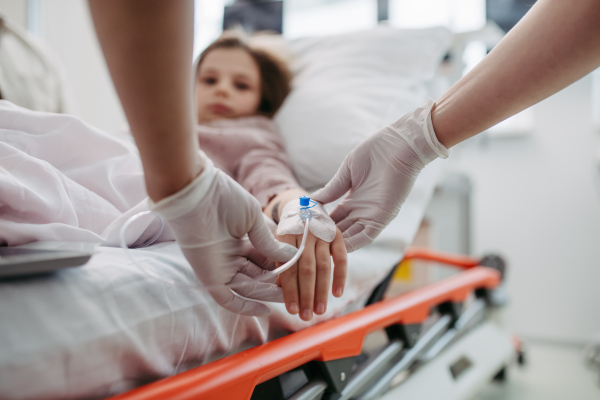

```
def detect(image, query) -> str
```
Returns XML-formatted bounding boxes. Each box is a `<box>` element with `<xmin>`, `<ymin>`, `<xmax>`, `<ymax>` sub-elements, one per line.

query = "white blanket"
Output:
<box><xmin>0</xmin><ymin>102</ymin><xmax>443</xmax><ymax>399</ymax></box>
<box><xmin>0</xmin><ymin>101</ymin><xmax>170</xmax><ymax>247</ymax></box>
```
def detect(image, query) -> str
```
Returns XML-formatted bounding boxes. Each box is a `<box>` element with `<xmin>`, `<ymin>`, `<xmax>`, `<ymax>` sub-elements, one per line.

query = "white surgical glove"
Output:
<box><xmin>150</xmin><ymin>156</ymin><xmax>297</xmax><ymax>316</ymax></box>
<box><xmin>277</xmin><ymin>200</ymin><xmax>336</xmax><ymax>243</ymax></box>
<box><xmin>312</xmin><ymin>100</ymin><xmax>448</xmax><ymax>252</ymax></box>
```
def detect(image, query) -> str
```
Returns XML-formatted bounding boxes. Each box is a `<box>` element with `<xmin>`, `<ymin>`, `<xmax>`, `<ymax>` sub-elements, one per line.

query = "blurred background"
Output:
<box><xmin>0</xmin><ymin>1</ymin><xmax>598</xmax><ymax>398</ymax></box>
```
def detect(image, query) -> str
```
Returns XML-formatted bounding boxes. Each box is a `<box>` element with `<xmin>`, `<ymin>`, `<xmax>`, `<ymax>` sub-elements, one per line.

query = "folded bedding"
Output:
<box><xmin>0</xmin><ymin>100</ymin><xmax>160</xmax><ymax>247</ymax></box>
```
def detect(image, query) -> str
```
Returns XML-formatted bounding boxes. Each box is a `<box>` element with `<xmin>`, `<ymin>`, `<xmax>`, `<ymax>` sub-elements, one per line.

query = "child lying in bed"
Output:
<box><xmin>193</xmin><ymin>33</ymin><xmax>347</xmax><ymax>321</ymax></box>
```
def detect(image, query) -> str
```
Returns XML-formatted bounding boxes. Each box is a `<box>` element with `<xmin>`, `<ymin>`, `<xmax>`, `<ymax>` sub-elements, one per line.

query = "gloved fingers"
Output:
<box><xmin>344</xmin><ymin>229</ymin><xmax>375</xmax><ymax>253</ymax></box>
<box><xmin>363</xmin><ymin>225</ymin><xmax>383</xmax><ymax>246</ymax></box>
<box><xmin>208</xmin><ymin>286</ymin><xmax>272</xmax><ymax>317</ymax></box>
<box><xmin>240</xmin><ymin>237</ymin><xmax>276</xmax><ymax>271</ymax></box>
<box><xmin>310</xmin><ymin>162</ymin><xmax>352</xmax><ymax>205</ymax></box>
<box><xmin>330</xmin><ymin>228</ymin><xmax>348</xmax><ymax>298</ymax></box>
<box><xmin>328</xmin><ymin>201</ymin><xmax>351</xmax><ymax>225</ymax></box>
<box><xmin>336</xmin><ymin>215</ymin><xmax>355</xmax><ymax>234</ymax></box>
<box><xmin>241</xmin><ymin>260</ymin><xmax>277</xmax><ymax>283</ymax></box>
<box><xmin>313</xmin><ymin>238</ymin><xmax>332</xmax><ymax>316</ymax></box>
<box><xmin>342</xmin><ymin>221</ymin><xmax>365</xmax><ymax>239</ymax></box>
<box><xmin>248</xmin><ymin>214</ymin><xmax>297</xmax><ymax>263</ymax></box>
<box><xmin>277</xmin><ymin>234</ymin><xmax>300</xmax><ymax>315</ymax></box>
<box><xmin>297</xmin><ymin>233</ymin><xmax>318</xmax><ymax>321</ymax></box>
<box><xmin>229</xmin><ymin>273</ymin><xmax>284</xmax><ymax>303</ymax></box>
<box><xmin>262</xmin><ymin>213</ymin><xmax>278</xmax><ymax>235</ymax></box>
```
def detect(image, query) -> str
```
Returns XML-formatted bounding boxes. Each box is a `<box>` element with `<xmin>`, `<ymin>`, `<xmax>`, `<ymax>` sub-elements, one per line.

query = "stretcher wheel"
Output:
<box><xmin>492</xmin><ymin>366</ymin><xmax>507</xmax><ymax>383</ymax></box>
<box><xmin>479</xmin><ymin>254</ymin><xmax>507</xmax><ymax>280</ymax></box>
<box><xmin>512</xmin><ymin>335</ymin><xmax>526</xmax><ymax>366</ymax></box>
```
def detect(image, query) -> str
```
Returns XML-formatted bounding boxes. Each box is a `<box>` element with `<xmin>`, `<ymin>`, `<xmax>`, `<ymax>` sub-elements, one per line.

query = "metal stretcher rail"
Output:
<box><xmin>111</xmin><ymin>247</ymin><xmax>500</xmax><ymax>400</ymax></box>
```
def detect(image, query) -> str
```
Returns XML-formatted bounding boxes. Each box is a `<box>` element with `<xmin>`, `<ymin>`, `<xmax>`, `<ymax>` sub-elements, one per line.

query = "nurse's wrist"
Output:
<box><xmin>430</xmin><ymin>99</ymin><xmax>460</xmax><ymax>149</ymax></box>
<box><xmin>145</xmin><ymin>152</ymin><xmax>205</xmax><ymax>202</ymax></box>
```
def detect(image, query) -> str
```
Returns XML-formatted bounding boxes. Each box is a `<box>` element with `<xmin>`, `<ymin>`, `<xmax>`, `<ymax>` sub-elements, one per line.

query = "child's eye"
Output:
<box><xmin>235</xmin><ymin>82</ymin><xmax>249</xmax><ymax>90</ymax></box>
<box><xmin>203</xmin><ymin>77</ymin><xmax>216</xmax><ymax>85</ymax></box>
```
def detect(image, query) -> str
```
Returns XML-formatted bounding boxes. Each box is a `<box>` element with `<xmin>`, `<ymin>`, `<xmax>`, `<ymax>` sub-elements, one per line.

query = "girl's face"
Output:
<box><xmin>196</xmin><ymin>48</ymin><xmax>262</xmax><ymax>123</ymax></box>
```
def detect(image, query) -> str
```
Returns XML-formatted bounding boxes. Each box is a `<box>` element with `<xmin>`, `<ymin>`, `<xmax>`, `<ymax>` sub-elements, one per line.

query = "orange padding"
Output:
<box><xmin>403</xmin><ymin>247</ymin><xmax>480</xmax><ymax>269</ymax></box>
<box><xmin>110</xmin><ymin>267</ymin><xmax>500</xmax><ymax>400</ymax></box>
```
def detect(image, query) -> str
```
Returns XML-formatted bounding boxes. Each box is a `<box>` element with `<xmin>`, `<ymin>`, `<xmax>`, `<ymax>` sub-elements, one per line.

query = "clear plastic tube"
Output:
<box><xmin>254</xmin><ymin>215</ymin><xmax>310</xmax><ymax>282</ymax></box>
<box><xmin>120</xmin><ymin>211</ymin><xmax>205</xmax><ymax>289</ymax></box>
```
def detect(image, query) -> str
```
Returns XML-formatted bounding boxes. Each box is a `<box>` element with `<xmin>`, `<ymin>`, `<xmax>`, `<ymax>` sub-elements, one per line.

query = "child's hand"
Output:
<box><xmin>276</xmin><ymin>228</ymin><xmax>347</xmax><ymax>320</ymax></box>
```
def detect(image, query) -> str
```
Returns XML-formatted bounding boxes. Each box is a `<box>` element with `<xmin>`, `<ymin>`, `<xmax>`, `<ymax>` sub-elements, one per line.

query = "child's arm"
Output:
<box><xmin>268</xmin><ymin>188</ymin><xmax>347</xmax><ymax>321</ymax></box>
<box><xmin>235</xmin><ymin>122</ymin><xmax>347</xmax><ymax>321</ymax></box>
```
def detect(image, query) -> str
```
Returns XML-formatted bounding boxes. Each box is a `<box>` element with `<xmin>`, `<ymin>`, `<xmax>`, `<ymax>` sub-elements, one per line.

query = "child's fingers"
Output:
<box><xmin>297</xmin><ymin>233</ymin><xmax>317</xmax><ymax>321</ymax></box>
<box><xmin>313</xmin><ymin>238</ymin><xmax>332</xmax><ymax>315</ymax></box>
<box><xmin>277</xmin><ymin>234</ymin><xmax>299</xmax><ymax>315</ymax></box>
<box><xmin>331</xmin><ymin>228</ymin><xmax>348</xmax><ymax>297</ymax></box>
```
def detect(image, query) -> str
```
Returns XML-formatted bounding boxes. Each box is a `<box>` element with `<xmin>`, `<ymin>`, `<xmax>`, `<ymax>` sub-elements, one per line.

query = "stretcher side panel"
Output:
<box><xmin>110</xmin><ymin>266</ymin><xmax>500</xmax><ymax>400</ymax></box>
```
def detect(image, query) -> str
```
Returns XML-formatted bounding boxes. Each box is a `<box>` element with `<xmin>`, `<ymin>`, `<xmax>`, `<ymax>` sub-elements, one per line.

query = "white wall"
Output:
<box><xmin>452</xmin><ymin>74</ymin><xmax>600</xmax><ymax>344</ymax></box>
<box><xmin>0</xmin><ymin>0</ymin><xmax>127</xmax><ymax>133</ymax></box>
<box><xmin>39</xmin><ymin>0</ymin><xmax>126</xmax><ymax>133</ymax></box>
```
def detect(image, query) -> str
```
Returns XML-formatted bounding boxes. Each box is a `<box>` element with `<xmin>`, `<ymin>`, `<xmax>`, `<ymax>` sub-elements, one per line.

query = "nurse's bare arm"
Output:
<box><xmin>88</xmin><ymin>0</ymin><xmax>203</xmax><ymax>202</ymax></box>
<box><xmin>432</xmin><ymin>0</ymin><xmax>600</xmax><ymax>148</ymax></box>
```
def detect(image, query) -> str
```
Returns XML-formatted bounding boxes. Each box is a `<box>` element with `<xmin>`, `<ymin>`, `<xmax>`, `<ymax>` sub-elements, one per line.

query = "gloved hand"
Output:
<box><xmin>277</xmin><ymin>200</ymin><xmax>336</xmax><ymax>242</ymax></box>
<box><xmin>312</xmin><ymin>100</ymin><xmax>449</xmax><ymax>252</ymax></box>
<box><xmin>149</xmin><ymin>155</ymin><xmax>297</xmax><ymax>316</ymax></box>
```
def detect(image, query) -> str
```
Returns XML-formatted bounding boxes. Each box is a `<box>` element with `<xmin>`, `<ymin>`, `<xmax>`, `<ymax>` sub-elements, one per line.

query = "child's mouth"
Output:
<box><xmin>209</xmin><ymin>103</ymin><xmax>231</xmax><ymax>115</ymax></box>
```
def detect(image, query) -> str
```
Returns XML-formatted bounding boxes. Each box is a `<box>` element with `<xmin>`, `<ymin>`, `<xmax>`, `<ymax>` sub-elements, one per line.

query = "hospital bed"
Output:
<box><xmin>0</xmin><ymin>25</ymin><xmax>509</xmax><ymax>400</ymax></box>
<box><xmin>0</xmin><ymin>164</ymin><xmax>517</xmax><ymax>400</ymax></box>
<box><xmin>108</xmin><ymin>248</ymin><xmax>513</xmax><ymax>400</ymax></box>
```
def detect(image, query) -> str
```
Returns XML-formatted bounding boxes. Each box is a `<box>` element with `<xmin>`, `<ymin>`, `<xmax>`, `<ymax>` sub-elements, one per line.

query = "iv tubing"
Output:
<box><xmin>119</xmin><ymin>211</ymin><xmax>203</xmax><ymax>288</ymax></box>
<box><xmin>119</xmin><ymin>211</ymin><xmax>311</xmax><ymax>289</ymax></box>
<box><xmin>255</xmin><ymin>218</ymin><xmax>310</xmax><ymax>282</ymax></box>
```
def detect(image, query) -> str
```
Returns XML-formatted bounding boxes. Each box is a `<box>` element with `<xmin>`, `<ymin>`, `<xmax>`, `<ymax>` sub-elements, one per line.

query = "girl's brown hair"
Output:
<box><xmin>195</xmin><ymin>33</ymin><xmax>291</xmax><ymax>118</ymax></box>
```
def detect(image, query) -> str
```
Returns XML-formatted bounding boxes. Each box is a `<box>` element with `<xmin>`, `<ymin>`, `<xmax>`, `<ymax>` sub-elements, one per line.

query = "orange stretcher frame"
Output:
<box><xmin>110</xmin><ymin>248</ymin><xmax>499</xmax><ymax>400</ymax></box>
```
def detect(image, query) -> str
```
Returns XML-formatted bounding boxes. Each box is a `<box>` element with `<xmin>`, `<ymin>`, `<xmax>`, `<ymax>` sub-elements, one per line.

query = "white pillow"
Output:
<box><xmin>274</xmin><ymin>26</ymin><xmax>452</xmax><ymax>190</ymax></box>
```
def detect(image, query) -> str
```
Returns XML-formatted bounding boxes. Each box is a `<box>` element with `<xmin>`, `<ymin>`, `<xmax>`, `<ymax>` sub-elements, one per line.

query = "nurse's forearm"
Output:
<box><xmin>89</xmin><ymin>0</ymin><xmax>203</xmax><ymax>201</ymax></box>
<box><xmin>432</xmin><ymin>0</ymin><xmax>600</xmax><ymax>148</ymax></box>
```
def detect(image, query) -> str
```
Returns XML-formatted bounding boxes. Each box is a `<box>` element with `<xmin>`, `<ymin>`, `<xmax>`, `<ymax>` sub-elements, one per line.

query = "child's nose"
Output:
<box><xmin>215</xmin><ymin>83</ymin><xmax>230</xmax><ymax>97</ymax></box>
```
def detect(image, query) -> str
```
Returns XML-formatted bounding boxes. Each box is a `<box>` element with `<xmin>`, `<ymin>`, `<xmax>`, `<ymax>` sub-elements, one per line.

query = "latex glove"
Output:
<box><xmin>312</xmin><ymin>100</ymin><xmax>448</xmax><ymax>252</ymax></box>
<box><xmin>277</xmin><ymin>200</ymin><xmax>336</xmax><ymax>242</ymax></box>
<box><xmin>150</xmin><ymin>156</ymin><xmax>297</xmax><ymax>316</ymax></box>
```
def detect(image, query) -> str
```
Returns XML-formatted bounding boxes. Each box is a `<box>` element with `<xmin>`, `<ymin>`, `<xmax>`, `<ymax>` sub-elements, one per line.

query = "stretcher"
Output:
<box><xmin>109</xmin><ymin>247</ymin><xmax>515</xmax><ymax>400</ymax></box>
